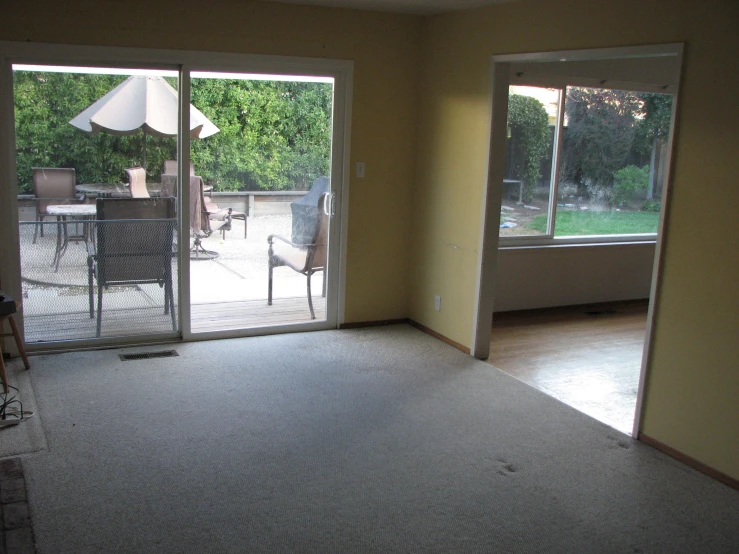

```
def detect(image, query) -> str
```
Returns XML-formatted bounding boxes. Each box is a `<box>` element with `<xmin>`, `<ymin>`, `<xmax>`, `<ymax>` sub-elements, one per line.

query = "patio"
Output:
<box><xmin>19</xmin><ymin>214</ymin><xmax>326</xmax><ymax>343</ymax></box>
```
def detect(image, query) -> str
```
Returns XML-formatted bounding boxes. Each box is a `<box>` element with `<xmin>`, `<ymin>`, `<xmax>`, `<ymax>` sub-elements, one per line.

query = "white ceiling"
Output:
<box><xmin>263</xmin><ymin>0</ymin><xmax>513</xmax><ymax>16</ymax></box>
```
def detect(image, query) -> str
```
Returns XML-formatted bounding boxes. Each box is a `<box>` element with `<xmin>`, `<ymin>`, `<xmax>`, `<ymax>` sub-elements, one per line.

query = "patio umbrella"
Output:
<box><xmin>69</xmin><ymin>75</ymin><xmax>219</xmax><ymax>169</ymax></box>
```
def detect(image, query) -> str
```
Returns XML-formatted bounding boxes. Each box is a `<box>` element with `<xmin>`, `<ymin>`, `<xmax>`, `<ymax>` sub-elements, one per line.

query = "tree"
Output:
<box><xmin>635</xmin><ymin>93</ymin><xmax>672</xmax><ymax>199</ymax></box>
<box><xmin>560</xmin><ymin>88</ymin><xmax>645</xmax><ymax>193</ymax></box>
<box><xmin>507</xmin><ymin>94</ymin><xmax>549</xmax><ymax>203</ymax></box>
<box><xmin>14</xmin><ymin>71</ymin><xmax>175</xmax><ymax>193</ymax></box>
<box><xmin>189</xmin><ymin>78</ymin><xmax>332</xmax><ymax>191</ymax></box>
<box><xmin>13</xmin><ymin>70</ymin><xmax>333</xmax><ymax>193</ymax></box>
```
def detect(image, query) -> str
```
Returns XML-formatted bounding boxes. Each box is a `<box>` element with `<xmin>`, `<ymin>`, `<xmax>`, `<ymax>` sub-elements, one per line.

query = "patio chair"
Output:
<box><xmin>124</xmin><ymin>167</ymin><xmax>150</xmax><ymax>198</ymax></box>
<box><xmin>87</xmin><ymin>197</ymin><xmax>176</xmax><ymax>337</ymax></box>
<box><xmin>162</xmin><ymin>163</ymin><xmax>247</xmax><ymax>238</ymax></box>
<box><xmin>190</xmin><ymin>175</ymin><xmax>232</xmax><ymax>259</ymax></box>
<box><xmin>161</xmin><ymin>160</ymin><xmax>194</xmax><ymax>198</ymax></box>
<box><xmin>268</xmin><ymin>192</ymin><xmax>328</xmax><ymax>320</ymax></box>
<box><xmin>32</xmin><ymin>167</ymin><xmax>77</xmax><ymax>244</ymax></box>
<box><xmin>291</xmin><ymin>176</ymin><xmax>329</xmax><ymax>244</ymax></box>
<box><xmin>202</xmin><ymin>184</ymin><xmax>248</xmax><ymax>239</ymax></box>
<box><xmin>163</xmin><ymin>160</ymin><xmax>195</xmax><ymax>176</ymax></box>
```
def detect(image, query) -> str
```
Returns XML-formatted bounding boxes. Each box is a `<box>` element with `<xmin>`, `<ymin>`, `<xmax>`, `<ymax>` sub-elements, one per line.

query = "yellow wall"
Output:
<box><xmin>412</xmin><ymin>0</ymin><xmax>739</xmax><ymax>479</ymax></box>
<box><xmin>1</xmin><ymin>0</ymin><xmax>422</xmax><ymax>323</ymax></box>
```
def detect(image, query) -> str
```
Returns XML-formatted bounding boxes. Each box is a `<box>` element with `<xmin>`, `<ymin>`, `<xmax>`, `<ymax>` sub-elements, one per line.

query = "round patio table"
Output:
<box><xmin>76</xmin><ymin>183</ymin><xmax>163</xmax><ymax>198</ymax></box>
<box><xmin>46</xmin><ymin>204</ymin><xmax>97</xmax><ymax>272</ymax></box>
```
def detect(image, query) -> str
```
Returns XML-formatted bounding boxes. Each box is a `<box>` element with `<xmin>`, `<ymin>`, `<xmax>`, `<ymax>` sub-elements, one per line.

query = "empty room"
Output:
<box><xmin>1</xmin><ymin>0</ymin><xmax>738</xmax><ymax>552</ymax></box>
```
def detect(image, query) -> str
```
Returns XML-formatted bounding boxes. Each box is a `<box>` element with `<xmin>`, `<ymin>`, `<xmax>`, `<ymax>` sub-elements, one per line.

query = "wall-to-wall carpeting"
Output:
<box><xmin>20</xmin><ymin>325</ymin><xmax>739</xmax><ymax>552</ymax></box>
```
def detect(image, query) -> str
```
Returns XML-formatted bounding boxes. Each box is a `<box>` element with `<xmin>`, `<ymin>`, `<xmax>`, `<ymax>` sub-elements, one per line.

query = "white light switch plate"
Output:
<box><xmin>356</xmin><ymin>162</ymin><xmax>365</xmax><ymax>178</ymax></box>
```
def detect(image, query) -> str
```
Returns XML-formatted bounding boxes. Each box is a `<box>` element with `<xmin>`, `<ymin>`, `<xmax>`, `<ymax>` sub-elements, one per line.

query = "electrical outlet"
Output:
<box><xmin>356</xmin><ymin>162</ymin><xmax>365</xmax><ymax>178</ymax></box>
<box><xmin>434</xmin><ymin>295</ymin><xmax>441</xmax><ymax>311</ymax></box>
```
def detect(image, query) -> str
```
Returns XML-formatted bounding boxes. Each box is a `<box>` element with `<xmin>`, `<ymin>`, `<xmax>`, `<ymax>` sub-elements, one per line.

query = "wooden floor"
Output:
<box><xmin>488</xmin><ymin>300</ymin><xmax>648</xmax><ymax>434</ymax></box>
<box><xmin>23</xmin><ymin>296</ymin><xmax>326</xmax><ymax>343</ymax></box>
<box><xmin>191</xmin><ymin>296</ymin><xmax>325</xmax><ymax>333</ymax></box>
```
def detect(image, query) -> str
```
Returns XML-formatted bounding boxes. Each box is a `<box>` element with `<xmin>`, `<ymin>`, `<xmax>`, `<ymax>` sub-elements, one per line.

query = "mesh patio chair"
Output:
<box><xmin>124</xmin><ymin>167</ymin><xmax>150</xmax><ymax>198</ymax></box>
<box><xmin>163</xmin><ymin>160</ymin><xmax>195</xmax><ymax>176</ymax></box>
<box><xmin>268</xmin><ymin>192</ymin><xmax>328</xmax><ymax>320</ymax></box>
<box><xmin>32</xmin><ymin>167</ymin><xmax>78</xmax><ymax>244</ymax></box>
<box><xmin>87</xmin><ymin>197</ymin><xmax>176</xmax><ymax>337</ymax></box>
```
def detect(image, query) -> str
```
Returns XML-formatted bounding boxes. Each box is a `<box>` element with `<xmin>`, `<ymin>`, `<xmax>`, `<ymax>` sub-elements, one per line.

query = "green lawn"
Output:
<box><xmin>529</xmin><ymin>210</ymin><xmax>659</xmax><ymax>236</ymax></box>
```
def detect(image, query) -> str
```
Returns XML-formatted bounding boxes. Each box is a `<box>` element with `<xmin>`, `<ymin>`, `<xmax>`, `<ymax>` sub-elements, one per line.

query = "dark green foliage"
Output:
<box><xmin>613</xmin><ymin>164</ymin><xmax>649</xmax><ymax>207</ymax></box>
<box><xmin>635</xmin><ymin>93</ymin><xmax>673</xmax><ymax>152</ymax></box>
<box><xmin>190</xmin><ymin>79</ymin><xmax>332</xmax><ymax>191</ymax></box>
<box><xmin>14</xmin><ymin>71</ymin><xmax>176</xmax><ymax>193</ymax></box>
<box><xmin>561</xmin><ymin>88</ymin><xmax>645</xmax><ymax>191</ymax></box>
<box><xmin>507</xmin><ymin>94</ymin><xmax>550</xmax><ymax>203</ymax></box>
<box><xmin>14</xmin><ymin>71</ymin><xmax>332</xmax><ymax>193</ymax></box>
<box><xmin>641</xmin><ymin>199</ymin><xmax>661</xmax><ymax>212</ymax></box>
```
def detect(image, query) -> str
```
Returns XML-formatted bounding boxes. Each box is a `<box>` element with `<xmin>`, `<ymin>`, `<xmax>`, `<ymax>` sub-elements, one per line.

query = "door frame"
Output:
<box><xmin>472</xmin><ymin>44</ymin><xmax>684</xmax><ymax>437</ymax></box>
<box><xmin>0</xmin><ymin>40</ymin><xmax>352</xmax><ymax>350</ymax></box>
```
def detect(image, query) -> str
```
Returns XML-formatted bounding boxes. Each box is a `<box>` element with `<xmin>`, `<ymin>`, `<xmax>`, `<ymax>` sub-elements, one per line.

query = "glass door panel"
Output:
<box><xmin>187</xmin><ymin>72</ymin><xmax>335</xmax><ymax>333</ymax></box>
<box><xmin>13</xmin><ymin>65</ymin><xmax>180</xmax><ymax>343</ymax></box>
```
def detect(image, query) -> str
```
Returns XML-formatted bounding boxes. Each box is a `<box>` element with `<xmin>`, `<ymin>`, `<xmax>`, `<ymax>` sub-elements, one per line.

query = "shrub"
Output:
<box><xmin>507</xmin><ymin>94</ymin><xmax>550</xmax><ymax>203</ymax></box>
<box><xmin>642</xmin><ymin>199</ymin><xmax>661</xmax><ymax>212</ymax></box>
<box><xmin>613</xmin><ymin>165</ymin><xmax>649</xmax><ymax>207</ymax></box>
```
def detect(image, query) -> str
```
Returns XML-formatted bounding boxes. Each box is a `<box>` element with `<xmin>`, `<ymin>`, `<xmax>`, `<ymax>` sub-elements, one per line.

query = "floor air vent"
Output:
<box><xmin>119</xmin><ymin>350</ymin><xmax>179</xmax><ymax>361</ymax></box>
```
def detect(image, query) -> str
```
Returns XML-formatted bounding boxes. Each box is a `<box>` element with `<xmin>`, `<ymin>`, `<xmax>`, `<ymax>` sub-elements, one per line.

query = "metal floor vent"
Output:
<box><xmin>119</xmin><ymin>350</ymin><xmax>179</xmax><ymax>361</ymax></box>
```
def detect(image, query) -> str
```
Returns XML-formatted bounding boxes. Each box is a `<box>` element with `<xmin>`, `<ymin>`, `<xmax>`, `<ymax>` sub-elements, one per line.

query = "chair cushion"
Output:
<box><xmin>273</xmin><ymin>250</ymin><xmax>308</xmax><ymax>272</ymax></box>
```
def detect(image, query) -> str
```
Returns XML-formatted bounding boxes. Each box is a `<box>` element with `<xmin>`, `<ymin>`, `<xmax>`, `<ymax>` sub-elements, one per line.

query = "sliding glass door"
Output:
<box><xmin>2</xmin><ymin>43</ymin><xmax>350</xmax><ymax>348</ymax></box>
<box><xmin>186</xmin><ymin>71</ymin><xmax>337</xmax><ymax>334</ymax></box>
<box><xmin>13</xmin><ymin>64</ymin><xmax>181</xmax><ymax>343</ymax></box>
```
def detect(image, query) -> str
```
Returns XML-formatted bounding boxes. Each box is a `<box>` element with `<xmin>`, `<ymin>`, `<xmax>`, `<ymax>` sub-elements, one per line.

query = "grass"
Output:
<box><xmin>529</xmin><ymin>210</ymin><xmax>659</xmax><ymax>236</ymax></box>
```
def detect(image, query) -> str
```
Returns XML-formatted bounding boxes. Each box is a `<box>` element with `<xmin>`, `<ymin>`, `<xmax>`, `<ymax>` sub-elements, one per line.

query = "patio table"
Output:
<box><xmin>76</xmin><ymin>183</ymin><xmax>162</xmax><ymax>198</ymax></box>
<box><xmin>46</xmin><ymin>204</ymin><xmax>97</xmax><ymax>272</ymax></box>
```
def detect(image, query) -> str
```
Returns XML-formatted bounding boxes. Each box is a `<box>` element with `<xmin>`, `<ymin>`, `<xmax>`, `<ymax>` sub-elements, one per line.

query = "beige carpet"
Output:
<box><xmin>0</xmin><ymin>361</ymin><xmax>46</xmax><ymax>459</ymax></box>
<box><xmin>15</xmin><ymin>325</ymin><xmax>739</xmax><ymax>553</ymax></box>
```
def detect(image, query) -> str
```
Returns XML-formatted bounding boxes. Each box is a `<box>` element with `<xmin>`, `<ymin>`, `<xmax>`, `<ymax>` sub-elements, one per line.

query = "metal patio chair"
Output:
<box><xmin>124</xmin><ymin>167</ymin><xmax>150</xmax><ymax>198</ymax></box>
<box><xmin>189</xmin><ymin>175</ymin><xmax>232</xmax><ymax>259</ymax></box>
<box><xmin>87</xmin><ymin>197</ymin><xmax>176</xmax><ymax>337</ymax></box>
<box><xmin>268</xmin><ymin>192</ymin><xmax>328</xmax><ymax>320</ymax></box>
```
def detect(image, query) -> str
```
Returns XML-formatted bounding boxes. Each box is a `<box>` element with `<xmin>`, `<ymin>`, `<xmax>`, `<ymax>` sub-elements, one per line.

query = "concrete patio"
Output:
<box><xmin>18</xmin><ymin>214</ymin><xmax>326</xmax><ymax>343</ymax></box>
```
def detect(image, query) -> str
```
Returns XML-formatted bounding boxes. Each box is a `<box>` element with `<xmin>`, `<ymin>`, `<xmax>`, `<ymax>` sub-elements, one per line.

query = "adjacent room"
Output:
<box><xmin>486</xmin><ymin>48</ymin><xmax>680</xmax><ymax>435</ymax></box>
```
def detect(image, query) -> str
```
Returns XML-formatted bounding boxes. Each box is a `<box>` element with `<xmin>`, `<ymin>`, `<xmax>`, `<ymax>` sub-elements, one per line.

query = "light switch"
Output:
<box><xmin>356</xmin><ymin>162</ymin><xmax>365</xmax><ymax>178</ymax></box>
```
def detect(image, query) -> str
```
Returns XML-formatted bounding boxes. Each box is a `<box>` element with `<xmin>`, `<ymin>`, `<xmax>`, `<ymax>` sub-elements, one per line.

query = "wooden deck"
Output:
<box><xmin>23</xmin><ymin>296</ymin><xmax>326</xmax><ymax>343</ymax></box>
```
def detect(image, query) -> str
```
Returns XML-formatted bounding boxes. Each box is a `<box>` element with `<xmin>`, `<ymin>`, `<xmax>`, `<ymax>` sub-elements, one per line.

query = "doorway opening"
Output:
<box><xmin>475</xmin><ymin>44</ymin><xmax>683</xmax><ymax>436</ymax></box>
<box><xmin>1</xmin><ymin>42</ymin><xmax>352</xmax><ymax>350</ymax></box>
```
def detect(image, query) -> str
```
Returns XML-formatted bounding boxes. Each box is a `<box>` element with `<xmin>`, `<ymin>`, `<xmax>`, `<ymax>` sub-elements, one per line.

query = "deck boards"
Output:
<box><xmin>23</xmin><ymin>296</ymin><xmax>326</xmax><ymax>342</ymax></box>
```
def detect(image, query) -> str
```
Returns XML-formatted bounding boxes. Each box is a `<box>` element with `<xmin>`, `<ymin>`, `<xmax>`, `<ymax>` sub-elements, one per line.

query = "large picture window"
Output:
<box><xmin>500</xmin><ymin>84</ymin><xmax>673</xmax><ymax>242</ymax></box>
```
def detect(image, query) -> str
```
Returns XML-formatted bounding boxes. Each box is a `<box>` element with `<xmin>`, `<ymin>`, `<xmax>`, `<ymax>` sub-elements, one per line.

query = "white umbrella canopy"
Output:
<box><xmin>69</xmin><ymin>75</ymin><xmax>219</xmax><ymax>168</ymax></box>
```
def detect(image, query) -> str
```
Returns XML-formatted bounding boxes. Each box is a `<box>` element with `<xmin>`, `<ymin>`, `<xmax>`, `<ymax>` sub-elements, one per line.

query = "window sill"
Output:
<box><xmin>498</xmin><ymin>234</ymin><xmax>657</xmax><ymax>250</ymax></box>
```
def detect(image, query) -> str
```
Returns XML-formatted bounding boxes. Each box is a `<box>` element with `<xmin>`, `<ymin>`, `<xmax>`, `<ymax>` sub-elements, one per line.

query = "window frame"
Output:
<box><xmin>497</xmin><ymin>48</ymin><xmax>681</xmax><ymax>248</ymax></box>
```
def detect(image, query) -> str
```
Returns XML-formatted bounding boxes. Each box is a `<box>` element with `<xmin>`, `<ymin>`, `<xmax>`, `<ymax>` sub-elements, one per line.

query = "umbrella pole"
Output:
<box><xmin>142</xmin><ymin>127</ymin><xmax>147</xmax><ymax>171</ymax></box>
